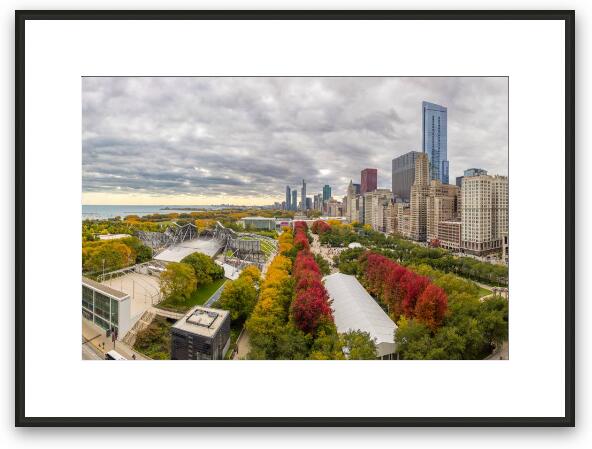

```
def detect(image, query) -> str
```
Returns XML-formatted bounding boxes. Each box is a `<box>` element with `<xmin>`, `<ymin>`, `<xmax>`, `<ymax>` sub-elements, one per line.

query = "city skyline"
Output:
<box><xmin>82</xmin><ymin>77</ymin><xmax>508</xmax><ymax>205</ymax></box>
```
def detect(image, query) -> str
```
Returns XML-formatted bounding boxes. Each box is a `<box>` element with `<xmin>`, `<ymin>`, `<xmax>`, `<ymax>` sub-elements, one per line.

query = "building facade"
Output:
<box><xmin>82</xmin><ymin>276</ymin><xmax>132</xmax><ymax>339</ymax></box>
<box><xmin>437</xmin><ymin>220</ymin><xmax>462</xmax><ymax>251</ymax></box>
<box><xmin>170</xmin><ymin>306</ymin><xmax>231</xmax><ymax>360</ymax></box>
<box><xmin>461</xmin><ymin>175</ymin><xmax>509</xmax><ymax>255</ymax></box>
<box><xmin>422</xmin><ymin>101</ymin><xmax>449</xmax><ymax>184</ymax></box>
<box><xmin>410</xmin><ymin>153</ymin><xmax>430</xmax><ymax>241</ymax></box>
<box><xmin>346</xmin><ymin>180</ymin><xmax>362</xmax><ymax>223</ymax></box>
<box><xmin>392</xmin><ymin>151</ymin><xmax>421</xmax><ymax>201</ymax></box>
<box><xmin>326</xmin><ymin>198</ymin><xmax>343</xmax><ymax>217</ymax></box>
<box><xmin>363</xmin><ymin>189</ymin><xmax>392</xmax><ymax>232</ymax></box>
<box><xmin>360</xmin><ymin>168</ymin><xmax>378</xmax><ymax>194</ymax></box>
<box><xmin>300</xmin><ymin>179</ymin><xmax>307</xmax><ymax>211</ymax></box>
<box><xmin>285</xmin><ymin>185</ymin><xmax>291</xmax><ymax>210</ymax></box>
<box><xmin>426</xmin><ymin>180</ymin><xmax>460</xmax><ymax>242</ymax></box>
<box><xmin>291</xmin><ymin>190</ymin><xmax>297</xmax><ymax>211</ymax></box>
<box><xmin>323</xmin><ymin>184</ymin><xmax>332</xmax><ymax>202</ymax></box>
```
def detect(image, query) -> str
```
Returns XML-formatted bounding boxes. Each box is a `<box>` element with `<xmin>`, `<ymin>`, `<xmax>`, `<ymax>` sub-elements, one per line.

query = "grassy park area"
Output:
<box><xmin>156</xmin><ymin>277</ymin><xmax>226</xmax><ymax>313</ymax></box>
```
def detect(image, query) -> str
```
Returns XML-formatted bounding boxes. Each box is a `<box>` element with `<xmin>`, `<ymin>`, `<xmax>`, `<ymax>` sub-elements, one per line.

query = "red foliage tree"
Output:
<box><xmin>311</xmin><ymin>220</ymin><xmax>331</xmax><ymax>235</ymax></box>
<box><xmin>290</xmin><ymin>236</ymin><xmax>334</xmax><ymax>334</ymax></box>
<box><xmin>293</xmin><ymin>221</ymin><xmax>310</xmax><ymax>251</ymax></box>
<box><xmin>291</xmin><ymin>280</ymin><xmax>333</xmax><ymax>334</ymax></box>
<box><xmin>400</xmin><ymin>271</ymin><xmax>430</xmax><ymax>318</ymax></box>
<box><xmin>414</xmin><ymin>284</ymin><xmax>448</xmax><ymax>330</ymax></box>
<box><xmin>361</xmin><ymin>252</ymin><xmax>444</xmax><ymax>323</ymax></box>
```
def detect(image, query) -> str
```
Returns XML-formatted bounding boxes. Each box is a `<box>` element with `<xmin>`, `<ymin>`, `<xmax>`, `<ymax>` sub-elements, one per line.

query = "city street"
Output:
<box><xmin>81</xmin><ymin>340</ymin><xmax>102</xmax><ymax>360</ymax></box>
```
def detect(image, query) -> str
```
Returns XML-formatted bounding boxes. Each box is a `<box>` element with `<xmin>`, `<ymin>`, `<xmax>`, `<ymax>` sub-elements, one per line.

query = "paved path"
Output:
<box><xmin>82</xmin><ymin>319</ymin><xmax>148</xmax><ymax>360</ymax></box>
<box><xmin>204</xmin><ymin>281</ymin><xmax>227</xmax><ymax>307</ymax></box>
<box><xmin>485</xmin><ymin>341</ymin><xmax>509</xmax><ymax>360</ymax></box>
<box><xmin>234</xmin><ymin>330</ymin><xmax>251</xmax><ymax>360</ymax></box>
<box><xmin>151</xmin><ymin>308</ymin><xmax>184</xmax><ymax>320</ymax></box>
<box><xmin>310</xmin><ymin>234</ymin><xmax>344</xmax><ymax>274</ymax></box>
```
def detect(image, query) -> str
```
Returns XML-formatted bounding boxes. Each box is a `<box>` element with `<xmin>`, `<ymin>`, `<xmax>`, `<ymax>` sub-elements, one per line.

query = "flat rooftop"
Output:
<box><xmin>82</xmin><ymin>276</ymin><xmax>129</xmax><ymax>301</ymax></box>
<box><xmin>242</xmin><ymin>217</ymin><xmax>275</xmax><ymax>221</ymax></box>
<box><xmin>97</xmin><ymin>233</ymin><xmax>131</xmax><ymax>240</ymax></box>
<box><xmin>172</xmin><ymin>306</ymin><xmax>229</xmax><ymax>338</ymax></box>
<box><xmin>154</xmin><ymin>238</ymin><xmax>222</xmax><ymax>263</ymax></box>
<box><xmin>101</xmin><ymin>272</ymin><xmax>160</xmax><ymax>318</ymax></box>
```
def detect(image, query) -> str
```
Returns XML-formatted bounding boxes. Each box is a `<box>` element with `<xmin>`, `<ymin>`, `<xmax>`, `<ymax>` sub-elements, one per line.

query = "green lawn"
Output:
<box><xmin>477</xmin><ymin>286</ymin><xmax>492</xmax><ymax>298</ymax></box>
<box><xmin>156</xmin><ymin>278</ymin><xmax>226</xmax><ymax>313</ymax></box>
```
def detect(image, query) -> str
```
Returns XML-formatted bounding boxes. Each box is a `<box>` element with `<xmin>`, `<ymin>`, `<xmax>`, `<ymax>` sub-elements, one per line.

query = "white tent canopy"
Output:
<box><xmin>323</xmin><ymin>272</ymin><xmax>397</xmax><ymax>358</ymax></box>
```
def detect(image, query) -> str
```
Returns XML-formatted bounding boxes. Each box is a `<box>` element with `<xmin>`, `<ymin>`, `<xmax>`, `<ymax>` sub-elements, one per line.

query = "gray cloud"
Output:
<box><xmin>82</xmin><ymin>77</ymin><xmax>508</xmax><ymax>202</ymax></box>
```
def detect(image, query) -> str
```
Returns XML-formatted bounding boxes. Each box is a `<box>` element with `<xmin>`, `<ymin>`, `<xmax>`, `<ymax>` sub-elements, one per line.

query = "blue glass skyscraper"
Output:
<box><xmin>422</xmin><ymin>101</ymin><xmax>449</xmax><ymax>184</ymax></box>
<box><xmin>322</xmin><ymin>184</ymin><xmax>331</xmax><ymax>202</ymax></box>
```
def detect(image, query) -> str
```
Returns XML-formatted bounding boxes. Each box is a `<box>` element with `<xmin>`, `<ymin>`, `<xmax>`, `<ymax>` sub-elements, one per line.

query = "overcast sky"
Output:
<box><xmin>82</xmin><ymin>77</ymin><xmax>508</xmax><ymax>205</ymax></box>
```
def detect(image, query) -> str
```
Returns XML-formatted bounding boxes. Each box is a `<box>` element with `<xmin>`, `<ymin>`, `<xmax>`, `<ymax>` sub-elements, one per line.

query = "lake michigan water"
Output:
<box><xmin>81</xmin><ymin>205</ymin><xmax>226</xmax><ymax>220</ymax></box>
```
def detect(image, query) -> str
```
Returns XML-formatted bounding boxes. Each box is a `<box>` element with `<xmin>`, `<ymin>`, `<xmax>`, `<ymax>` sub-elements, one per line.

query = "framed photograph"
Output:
<box><xmin>15</xmin><ymin>10</ymin><xmax>575</xmax><ymax>426</ymax></box>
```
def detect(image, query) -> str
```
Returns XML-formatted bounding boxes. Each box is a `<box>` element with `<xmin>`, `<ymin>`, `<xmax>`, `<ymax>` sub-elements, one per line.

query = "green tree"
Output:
<box><xmin>181</xmin><ymin>252</ymin><xmax>224</xmax><ymax>287</ymax></box>
<box><xmin>160</xmin><ymin>262</ymin><xmax>196</xmax><ymax>302</ymax></box>
<box><xmin>340</xmin><ymin>330</ymin><xmax>378</xmax><ymax>360</ymax></box>
<box><xmin>217</xmin><ymin>277</ymin><xmax>258</xmax><ymax>324</ymax></box>
<box><xmin>313</xmin><ymin>254</ymin><xmax>331</xmax><ymax>276</ymax></box>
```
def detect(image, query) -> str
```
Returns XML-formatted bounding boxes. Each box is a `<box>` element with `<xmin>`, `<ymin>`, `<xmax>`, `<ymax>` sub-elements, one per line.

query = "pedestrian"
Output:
<box><xmin>132</xmin><ymin>354</ymin><xmax>136</xmax><ymax>360</ymax></box>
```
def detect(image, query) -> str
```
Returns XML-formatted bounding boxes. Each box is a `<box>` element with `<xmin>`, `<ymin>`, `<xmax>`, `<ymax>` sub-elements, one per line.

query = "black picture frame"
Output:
<box><xmin>15</xmin><ymin>9</ymin><xmax>575</xmax><ymax>427</ymax></box>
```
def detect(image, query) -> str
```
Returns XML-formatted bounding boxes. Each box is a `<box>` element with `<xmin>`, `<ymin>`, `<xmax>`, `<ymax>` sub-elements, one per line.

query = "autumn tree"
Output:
<box><xmin>217</xmin><ymin>276</ymin><xmax>258</xmax><ymax>324</ymax></box>
<box><xmin>311</xmin><ymin>220</ymin><xmax>331</xmax><ymax>235</ymax></box>
<box><xmin>159</xmin><ymin>262</ymin><xmax>197</xmax><ymax>302</ymax></box>
<box><xmin>414</xmin><ymin>284</ymin><xmax>448</xmax><ymax>330</ymax></box>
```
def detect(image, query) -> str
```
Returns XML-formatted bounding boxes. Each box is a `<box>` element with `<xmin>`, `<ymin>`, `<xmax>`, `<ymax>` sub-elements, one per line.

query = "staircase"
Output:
<box><xmin>122</xmin><ymin>310</ymin><xmax>156</xmax><ymax>347</ymax></box>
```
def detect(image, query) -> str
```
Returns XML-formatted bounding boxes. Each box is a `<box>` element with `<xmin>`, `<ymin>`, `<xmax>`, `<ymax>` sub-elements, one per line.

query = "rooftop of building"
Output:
<box><xmin>323</xmin><ymin>273</ymin><xmax>396</xmax><ymax>347</ymax></box>
<box><xmin>82</xmin><ymin>276</ymin><xmax>129</xmax><ymax>301</ymax></box>
<box><xmin>241</xmin><ymin>216</ymin><xmax>276</xmax><ymax>221</ymax></box>
<box><xmin>172</xmin><ymin>306</ymin><xmax>229</xmax><ymax>338</ymax></box>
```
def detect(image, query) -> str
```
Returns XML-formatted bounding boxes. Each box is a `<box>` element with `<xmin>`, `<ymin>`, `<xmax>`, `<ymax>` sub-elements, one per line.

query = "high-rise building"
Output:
<box><xmin>323</xmin><ymin>184</ymin><xmax>332</xmax><ymax>202</ymax></box>
<box><xmin>422</xmin><ymin>101</ymin><xmax>449</xmax><ymax>184</ymax></box>
<box><xmin>285</xmin><ymin>185</ymin><xmax>291</xmax><ymax>210</ymax></box>
<box><xmin>461</xmin><ymin>175</ymin><xmax>509</xmax><ymax>255</ymax></box>
<box><xmin>301</xmin><ymin>179</ymin><xmax>307</xmax><ymax>211</ymax></box>
<box><xmin>360</xmin><ymin>168</ymin><xmax>378</xmax><ymax>194</ymax></box>
<box><xmin>364</xmin><ymin>189</ymin><xmax>392</xmax><ymax>231</ymax></box>
<box><xmin>464</xmin><ymin>168</ymin><xmax>488</xmax><ymax>177</ymax></box>
<box><xmin>392</xmin><ymin>151</ymin><xmax>421</xmax><ymax>201</ymax></box>
<box><xmin>305</xmin><ymin>197</ymin><xmax>313</xmax><ymax>211</ymax></box>
<box><xmin>456</xmin><ymin>168</ymin><xmax>488</xmax><ymax>188</ymax></box>
<box><xmin>326</xmin><ymin>198</ymin><xmax>343</xmax><ymax>217</ymax></box>
<box><xmin>313</xmin><ymin>193</ymin><xmax>323</xmax><ymax>211</ymax></box>
<box><xmin>426</xmin><ymin>180</ymin><xmax>460</xmax><ymax>242</ymax></box>
<box><xmin>291</xmin><ymin>190</ymin><xmax>297</xmax><ymax>211</ymax></box>
<box><xmin>410</xmin><ymin>153</ymin><xmax>430</xmax><ymax>241</ymax></box>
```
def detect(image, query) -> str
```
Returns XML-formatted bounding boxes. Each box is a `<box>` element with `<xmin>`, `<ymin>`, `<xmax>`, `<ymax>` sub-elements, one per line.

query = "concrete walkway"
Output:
<box><xmin>82</xmin><ymin>319</ymin><xmax>148</xmax><ymax>360</ymax></box>
<box><xmin>234</xmin><ymin>330</ymin><xmax>251</xmax><ymax>360</ymax></box>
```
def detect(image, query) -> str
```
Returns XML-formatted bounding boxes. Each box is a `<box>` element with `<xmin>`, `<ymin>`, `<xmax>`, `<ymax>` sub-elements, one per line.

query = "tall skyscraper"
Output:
<box><xmin>361</xmin><ymin>168</ymin><xmax>377</xmax><ymax>194</ymax></box>
<box><xmin>322</xmin><ymin>184</ymin><xmax>332</xmax><ymax>202</ymax></box>
<box><xmin>392</xmin><ymin>151</ymin><xmax>421</xmax><ymax>201</ymax></box>
<box><xmin>410</xmin><ymin>153</ymin><xmax>430</xmax><ymax>241</ymax></box>
<box><xmin>301</xmin><ymin>179</ymin><xmax>307</xmax><ymax>211</ymax></box>
<box><xmin>422</xmin><ymin>101</ymin><xmax>449</xmax><ymax>184</ymax></box>
<box><xmin>291</xmin><ymin>190</ymin><xmax>297</xmax><ymax>211</ymax></box>
<box><xmin>285</xmin><ymin>185</ymin><xmax>291</xmax><ymax>211</ymax></box>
